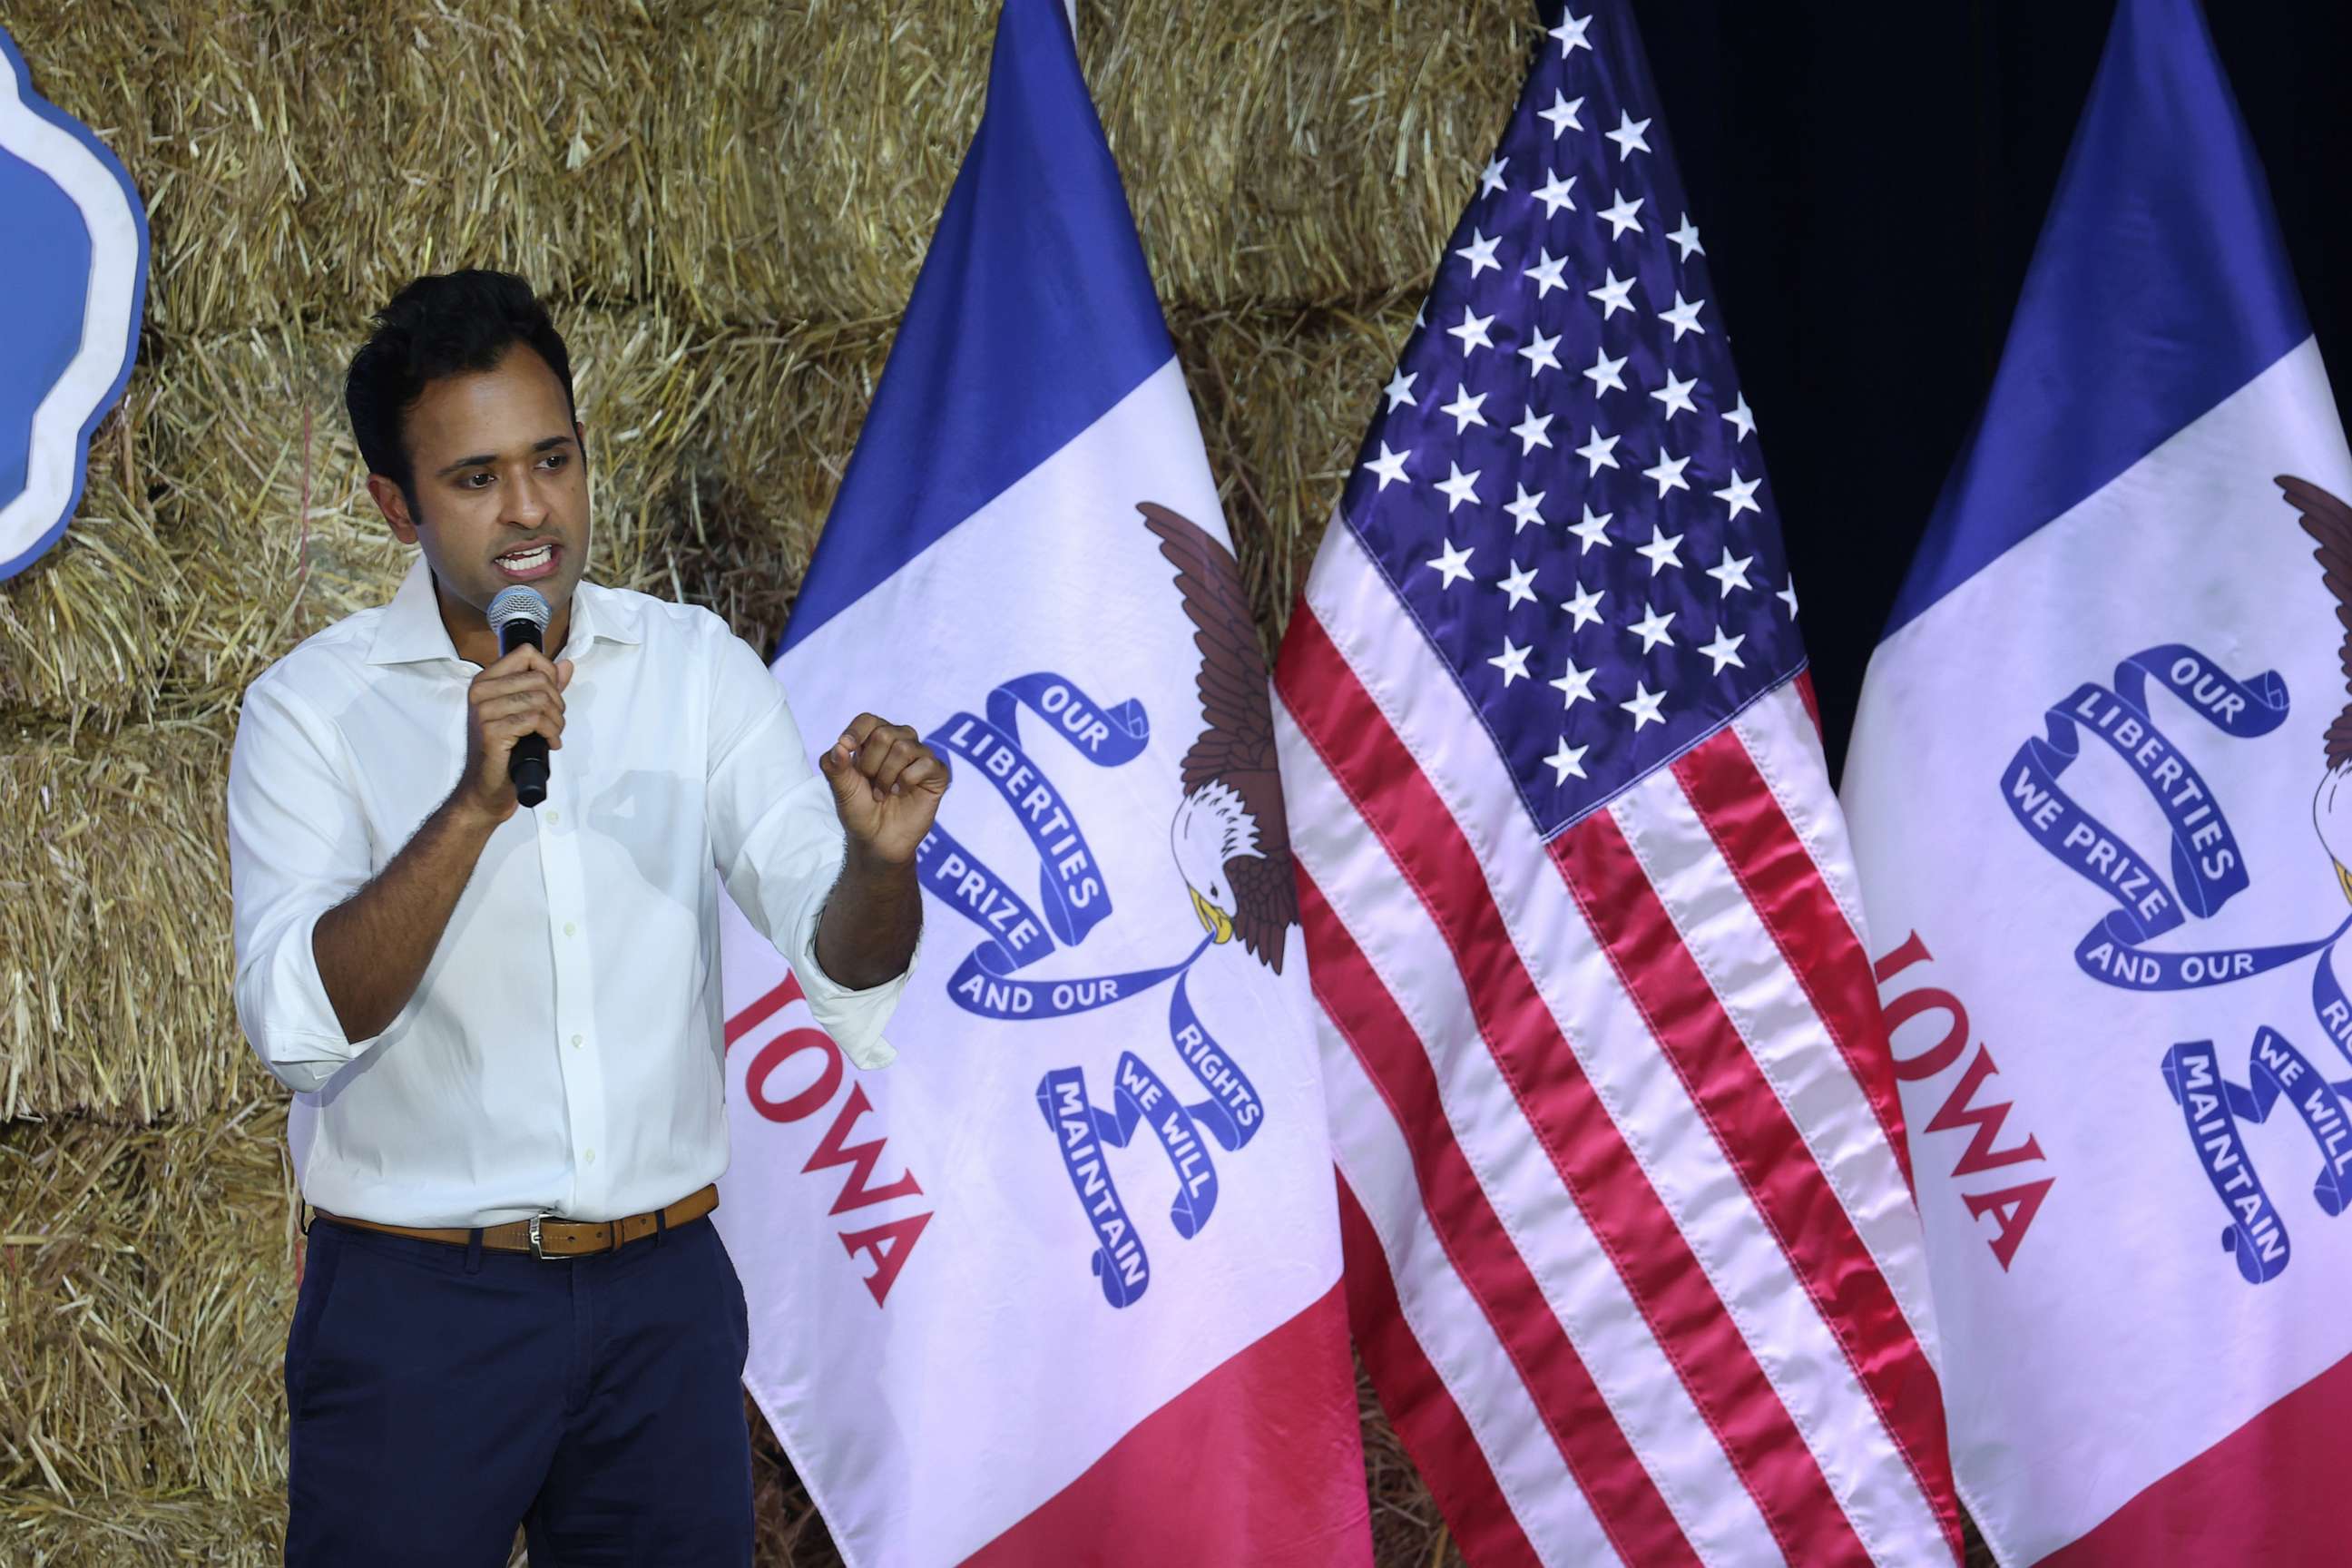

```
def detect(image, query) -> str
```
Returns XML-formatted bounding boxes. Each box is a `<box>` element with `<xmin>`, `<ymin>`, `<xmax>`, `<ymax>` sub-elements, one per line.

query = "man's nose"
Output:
<box><xmin>502</xmin><ymin>468</ymin><xmax>552</xmax><ymax>526</ymax></box>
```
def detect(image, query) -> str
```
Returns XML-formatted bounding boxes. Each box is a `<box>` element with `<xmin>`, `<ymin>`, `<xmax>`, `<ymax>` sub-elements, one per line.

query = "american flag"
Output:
<box><xmin>1271</xmin><ymin>5</ymin><xmax>1966</xmax><ymax>1563</ymax></box>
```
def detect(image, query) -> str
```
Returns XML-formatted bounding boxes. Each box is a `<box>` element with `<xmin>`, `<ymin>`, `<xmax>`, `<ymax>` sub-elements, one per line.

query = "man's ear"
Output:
<box><xmin>365</xmin><ymin>474</ymin><xmax>419</xmax><ymax>544</ymax></box>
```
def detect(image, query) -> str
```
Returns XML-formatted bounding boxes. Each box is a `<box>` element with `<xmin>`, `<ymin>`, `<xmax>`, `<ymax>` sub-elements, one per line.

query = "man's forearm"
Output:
<box><xmin>313</xmin><ymin>794</ymin><xmax>500</xmax><ymax>1043</ymax></box>
<box><xmin>815</xmin><ymin>844</ymin><xmax>923</xmax><ymax>989</ymax></box>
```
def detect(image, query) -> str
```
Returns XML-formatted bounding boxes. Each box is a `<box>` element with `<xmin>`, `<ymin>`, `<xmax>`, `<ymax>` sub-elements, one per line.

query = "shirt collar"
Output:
<box><xmin>566</xmin><ymin>576</ymin><xmax>644</xmax><ymax>655</ymax></box>
<box><xmin>366</xmin><ymin>554</ymin><xmax>644</xmax><ymax>667</ymax></box>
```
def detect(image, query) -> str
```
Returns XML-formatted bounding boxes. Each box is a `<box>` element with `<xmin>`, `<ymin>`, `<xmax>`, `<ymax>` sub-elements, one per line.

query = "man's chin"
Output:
<box><xmin>440</xmin><ymin>571</ymin><xmax>573</xmax><ymax>626</ymax></box>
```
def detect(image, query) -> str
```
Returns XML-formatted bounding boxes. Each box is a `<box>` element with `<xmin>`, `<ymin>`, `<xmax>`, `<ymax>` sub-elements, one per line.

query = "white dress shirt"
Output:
<box><xmin>227</xmin><ymin>555</ymin><xmax>914</xmax><ymax>1227</ymax></box>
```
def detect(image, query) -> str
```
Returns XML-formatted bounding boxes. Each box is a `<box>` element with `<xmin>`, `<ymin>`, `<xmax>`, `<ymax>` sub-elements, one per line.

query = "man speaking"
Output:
<box><xmin>225</xmin><ymin>270</ymin><xmax>945</xmax><ymax>1564</ymax></box>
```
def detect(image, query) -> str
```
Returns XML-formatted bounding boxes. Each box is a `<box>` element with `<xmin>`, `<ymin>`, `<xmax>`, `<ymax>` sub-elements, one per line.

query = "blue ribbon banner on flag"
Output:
<box><xmin>2160</xmin><ymin>1030</ymin><xmax>2352</xmax><ymax>1284</ymax></box>
<box><xmin>916</xmin><ymin>671</ymin><xmax>1269</xmax><ymax>1307</ymax></box>
<box><xmin>2004</xmin><ymin>643</ymin><xmax>2352</xmax><ymax>1280</ymax></box>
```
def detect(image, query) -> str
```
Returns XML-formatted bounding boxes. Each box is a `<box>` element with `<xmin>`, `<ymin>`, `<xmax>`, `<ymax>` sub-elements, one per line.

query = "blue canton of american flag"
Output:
<box><xmin>1345</xmin><ymin>3</ymin><xmax>1792</xmax><ymax>834</ymax></box>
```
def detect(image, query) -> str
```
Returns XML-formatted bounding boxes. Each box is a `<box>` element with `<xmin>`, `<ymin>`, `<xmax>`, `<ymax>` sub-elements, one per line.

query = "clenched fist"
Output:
<box><xmin>819</xmin><ymin>713</ymin><xmax>948</xmax><ymax>867</ymax></box>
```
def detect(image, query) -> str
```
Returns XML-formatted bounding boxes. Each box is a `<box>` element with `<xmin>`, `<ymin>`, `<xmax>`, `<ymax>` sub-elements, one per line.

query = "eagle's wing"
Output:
<box><xmin>1225</xmin><ymin>827</ymin><xmax>1295</xmax><ymax>975</ymax></box>
<box><xmin>2279</xmin><ymin>475</ymin><xmax>2352</xmax><ymax>769</ymax></box>
<box><xmin>1139</xmin><ymin>503</ymin><xmax>1275</xmax><ymax>789</ymax></box>
<box><xmin>1140</xmin><ymin>502</ymin><xmax>1297</xmax><ymax>973</ymax></box>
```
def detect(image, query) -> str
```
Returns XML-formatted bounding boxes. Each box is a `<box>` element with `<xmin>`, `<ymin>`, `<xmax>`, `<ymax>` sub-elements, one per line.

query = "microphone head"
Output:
<box><xmin>487</xmin><ymin>584</ymin><xmax>552</xmax><ymax>635</ymax></box>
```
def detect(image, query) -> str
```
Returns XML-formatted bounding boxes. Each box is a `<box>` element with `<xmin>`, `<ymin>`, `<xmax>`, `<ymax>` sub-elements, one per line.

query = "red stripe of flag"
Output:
<box><xmin>1672</xmin><ymin>730</ymin><xmax>1917</xmax><ymax>1190</ymax></box>
<box><xmin>1794</xmin><ymin>668</ymin><xmax>1824</xmax><ymax>739</ymax></box>
<box><xmin>1557</xmin><ymin>781</ymin><xmax>1962</xmax><ymax>1559</ymax></box>
<box><xmin>1335</xmin><ymin>1177</ymin><xmax>1547</xmax><ymax>1568</ymax></box>
<box><xmin>1277</xmin><ymin>610</ymin><xmax>1868</xmax><ymax>1566</ymax></box>
<box><xmin>963</xmin><ymin>1282</ymin><xmax>1374</xmax><ymax>1567</ymax></box>
<box><xmin>1299</xmin><ymin>866</ymin><xmax>1697</xmax><ymax>1565</ymax></box>
<box><xmin>2040</xmin><ymin>1347</ymin><xmax>2352</xmax><ymax>1568</ymax></box>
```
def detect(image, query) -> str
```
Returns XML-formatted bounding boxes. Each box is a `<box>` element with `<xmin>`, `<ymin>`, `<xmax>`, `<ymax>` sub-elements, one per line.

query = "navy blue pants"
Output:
<box><xmin>284</xmin><ymin>1210</ymin><xmax>754</xmax><ymax>1565</ymax></box>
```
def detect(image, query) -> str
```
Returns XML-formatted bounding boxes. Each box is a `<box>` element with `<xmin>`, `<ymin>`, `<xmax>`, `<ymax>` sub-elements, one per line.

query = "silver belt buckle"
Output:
<box><xmin>527</xmin><ymin>1213</ymin><xmax>557</xmax><ymax>1261</ymax></box>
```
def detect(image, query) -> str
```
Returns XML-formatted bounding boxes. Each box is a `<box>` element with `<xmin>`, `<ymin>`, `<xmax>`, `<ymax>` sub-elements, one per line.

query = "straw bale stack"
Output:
<box><xmin>0</xmin><ymin>726</ymin><xmax>253</xmax><ymax>1122</ymax></box>
<box><xmin>1171</xmin><ymin>295</ymin><xmax>1424</xmax><ymax>643</ymax></box>
<box><xmin>0</xmin><ymin>0</ymin><xmax>1567</xmax><ymax>1557</ymax></box>
<box><xmin>0</xmin><ymin>2</ymin><xmax>1521</xmax><ymax>337</ymax></box>
<box><xmin>0</xmin><ymin>1104</ymin><xmax>296</xmax><ymax>1503</ymax></box>
<box><xmin>0</xmin><ymin>1494</ymin><xmax>287</xmax><ymax>1567</ymax></box>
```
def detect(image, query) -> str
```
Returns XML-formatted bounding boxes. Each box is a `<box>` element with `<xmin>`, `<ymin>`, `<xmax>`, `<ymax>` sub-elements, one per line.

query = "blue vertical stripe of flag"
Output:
<box><xmin>779</xmin><ymin>0</ymin><xmax>1174</xmax><ymax>655</ymax></box>
<box><xmin>1882</xmin><ymin>0</ymin><xmax>2309</xmax><ymax>638</ymax></box>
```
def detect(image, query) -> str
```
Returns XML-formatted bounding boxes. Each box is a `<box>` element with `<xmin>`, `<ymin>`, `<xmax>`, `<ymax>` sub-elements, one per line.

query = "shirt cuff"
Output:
<box><xmin>240</xmin><ymin>906</ymin><xmax>376</xmax><ymax>1093</ymax></box>
<box><xmin>795</xmin><ymin>898</ymin><xmax>921</xmax><ymax>1071</ymax></box>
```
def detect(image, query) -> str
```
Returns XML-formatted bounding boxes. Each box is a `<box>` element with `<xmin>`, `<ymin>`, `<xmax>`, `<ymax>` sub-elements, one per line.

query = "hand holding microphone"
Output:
<box><xmin>453</xmin><ymin>586</ymin><xmax>573</xmax><ymax>825</ymax></box>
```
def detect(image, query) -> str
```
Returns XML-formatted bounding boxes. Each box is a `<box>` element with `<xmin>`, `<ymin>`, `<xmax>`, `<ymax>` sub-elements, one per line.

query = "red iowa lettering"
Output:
<box><xmin>726</xmin><ymin>972</ymin><xmax>933</xmax><ymax>1306</ymax></box>
<box><xmin>1875</xmin><ymin>931</ymin><xmax>2053</xmax><ymax>1270</ymax></box>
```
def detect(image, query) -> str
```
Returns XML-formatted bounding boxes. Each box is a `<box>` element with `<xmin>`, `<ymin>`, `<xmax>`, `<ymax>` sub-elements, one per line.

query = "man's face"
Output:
<box><xmin>368</xmin><ymin>344</ymin><xmax>590</xmax><ymax>642</ymax></box>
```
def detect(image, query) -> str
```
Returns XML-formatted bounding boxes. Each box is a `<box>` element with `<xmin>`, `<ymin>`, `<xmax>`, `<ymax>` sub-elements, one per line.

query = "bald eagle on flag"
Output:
<box><xmin>1142</xmin><ymin>501</ymin><xmax>1298</xmax><ymax>975</ymax></box>
<box><xmin>2284</xmin><ymin>475</ymin><xmax>2352</xmax><ymax>902</ymax></box>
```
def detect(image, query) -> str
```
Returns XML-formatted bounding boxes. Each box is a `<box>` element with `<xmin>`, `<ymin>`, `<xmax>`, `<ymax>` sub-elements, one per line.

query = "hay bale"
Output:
<box><xmin>1093</xmin><ymin>3</ymin><xmax>1524</xmax><ymax>314</ymax></box>
<box><xmin>0</xmin><ymin>1491</ymin><xmax>287</xmax><ymax>1566</ymax></box>
<box><xmin>66</xmin><ymin>328</ymin><xmax>406</xmax><ymax>730</ymax></box>
<box><xmin>0</xmin><ymin>385</ymin><xmax>183</xmax><ymax>725</ymax></box>
<box><xmin>0</xmin><ymin>1106</ymin><xmax>296</xmax><ymax>1502</ymax></box>
<box><xmin>588</xmin><ymin>317</ymin><xmax>895</xmax><ymax>635</ymax></box>
<box><xmin>1171</xmin><ymin>293</ymin><xmax>1419</xmax><ymax>650</ymax></box>
<box><xmin>0</xmin><ymin>1</ymin><xmax>1530</xmax><ymax>337</ymax></box>
<box><xmin>0</xmin><ymin>726</ymin><xmax>256</xmax><ymax>1122</ymax></box>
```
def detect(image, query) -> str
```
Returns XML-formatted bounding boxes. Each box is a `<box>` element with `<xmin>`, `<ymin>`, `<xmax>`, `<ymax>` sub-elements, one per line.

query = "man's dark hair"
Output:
<box><xmin>343</xmin><ymin>270</ymin><xmax>578</xmax><ymax>506</ymax></box>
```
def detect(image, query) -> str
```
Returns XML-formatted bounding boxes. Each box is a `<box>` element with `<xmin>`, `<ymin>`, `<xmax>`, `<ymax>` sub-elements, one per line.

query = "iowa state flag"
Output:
<box><xmin>711</xmin><ymin>3</ymin><xmax>1371</xmax><ymax>1563</ymax></box>
<box><xmin>1842</xmin><ymin>0</ymin><xmax>2352</xmax><ymax>1561</ymax></box>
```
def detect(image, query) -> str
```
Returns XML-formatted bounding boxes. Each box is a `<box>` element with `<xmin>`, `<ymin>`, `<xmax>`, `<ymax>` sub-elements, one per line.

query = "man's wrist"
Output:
<box><xmin>844</xmin><ymin>837</ymin><xmax>919</xmax><ymax>877</ymax></box>
<box><xmin>433</xmin><ymin>789</ymin><xmax>505</xmax><ymax>846</ymax></box>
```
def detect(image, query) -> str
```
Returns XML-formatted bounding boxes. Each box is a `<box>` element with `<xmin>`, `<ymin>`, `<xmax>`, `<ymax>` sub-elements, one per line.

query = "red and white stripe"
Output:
<box><xmin>1276</xmin><ymin>522</ymin><xmax>1965</xmax><ymax>1567</ymax></box>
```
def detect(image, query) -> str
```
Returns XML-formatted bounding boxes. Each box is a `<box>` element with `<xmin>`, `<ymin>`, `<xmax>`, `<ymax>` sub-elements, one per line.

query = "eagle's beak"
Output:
<box><xmin>1191</xmin><ymin>887</ymin><xmax>1235</xmax><ymax>945</ymax></box>
<box><xmin>2337</xmin><ymin>860</ymin><xmax>2352</xmax><ymax>906</ymax></box>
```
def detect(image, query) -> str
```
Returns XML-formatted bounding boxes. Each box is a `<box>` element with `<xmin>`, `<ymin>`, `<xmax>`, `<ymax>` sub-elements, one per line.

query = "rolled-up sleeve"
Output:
<box><xmin>705</xmin><ymin>623</ymin><xmax>916</xmax><ymax>1069</ymax></box>
<box><xmin>226</xmin><ymin>675</ymin><xmax>377</xmax><ymax>1093</ymax></box>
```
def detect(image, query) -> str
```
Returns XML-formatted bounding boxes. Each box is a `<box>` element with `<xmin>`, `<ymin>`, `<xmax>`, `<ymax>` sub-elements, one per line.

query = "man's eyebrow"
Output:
<box><xmin>432</xmin><ymin>434</ymin><xmax>577</xmax><ymax>479</ymax></box>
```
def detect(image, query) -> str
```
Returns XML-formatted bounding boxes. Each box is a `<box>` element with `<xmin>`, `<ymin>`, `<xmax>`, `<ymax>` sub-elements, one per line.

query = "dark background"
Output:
<box><xmin>1624</xmin><ymin>0</ymin><xmax>2352</xmax><ymax>780</ymax></box>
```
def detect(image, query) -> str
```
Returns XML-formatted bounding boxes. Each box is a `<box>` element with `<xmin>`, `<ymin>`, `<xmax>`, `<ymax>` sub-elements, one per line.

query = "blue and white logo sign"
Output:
<box><xmin>2003</xmin><ymin>475</ymin><xmax>2352</xmax><ymax>1284</ymax></box>
<box><xmin>0</xmin><ymin>26</ymin><xmax>147</xmax><ymax>582</ymax></box>
<box><xmin>916</xmin><ymin>504</ymin><xmax>1297</xmax><ymax>1308</ymax></box>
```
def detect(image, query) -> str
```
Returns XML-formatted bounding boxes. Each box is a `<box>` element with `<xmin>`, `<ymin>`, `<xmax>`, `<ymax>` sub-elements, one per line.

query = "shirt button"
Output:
<box><xmin>564</xmin><ymin>921</ymin><xmax>578</xmax><ymax>937</ymax></box>
<box><xmin>546</xmin><ymin>808</ymin><xmax>561</xmax><ymax>824</ymax></box>
<box><xmin>583</xmin><ymin>1149</ymin><xmax>596</xmax><ymax>1165</ymax></box>
<box><xmin>571</xmin><ymin>1034</ymin><xmax>583</xmax><ymax>1048</ymax></box>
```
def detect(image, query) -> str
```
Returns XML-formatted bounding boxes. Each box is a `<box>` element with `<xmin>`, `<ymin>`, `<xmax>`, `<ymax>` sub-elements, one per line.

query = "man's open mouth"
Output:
<box><xmin>495</xmin><ymin>542</ymin><xmax>561</xmax><ymax>580</ymax></box>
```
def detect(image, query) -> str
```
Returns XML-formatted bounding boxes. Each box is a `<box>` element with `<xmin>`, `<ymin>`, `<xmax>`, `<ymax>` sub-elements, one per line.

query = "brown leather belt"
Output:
<box><xmin>312</xmin><ymin>1182</ymin><xmax>720</xmax><ymax>1260</ymax></box>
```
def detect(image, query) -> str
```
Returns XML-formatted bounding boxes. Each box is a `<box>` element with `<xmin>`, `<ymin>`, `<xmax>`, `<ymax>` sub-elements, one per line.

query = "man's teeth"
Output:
<box><xmin>500</xmin><ymin>545</ymin><xmax>554</xmax><ymax>569</ymax></box>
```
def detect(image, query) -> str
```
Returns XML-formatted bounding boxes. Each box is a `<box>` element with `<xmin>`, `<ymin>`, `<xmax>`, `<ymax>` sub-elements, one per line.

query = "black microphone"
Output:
<box><xmin>487</xmin><ymin>584</ymin><xmax>554</xmax><ymax>808</ymax></box>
